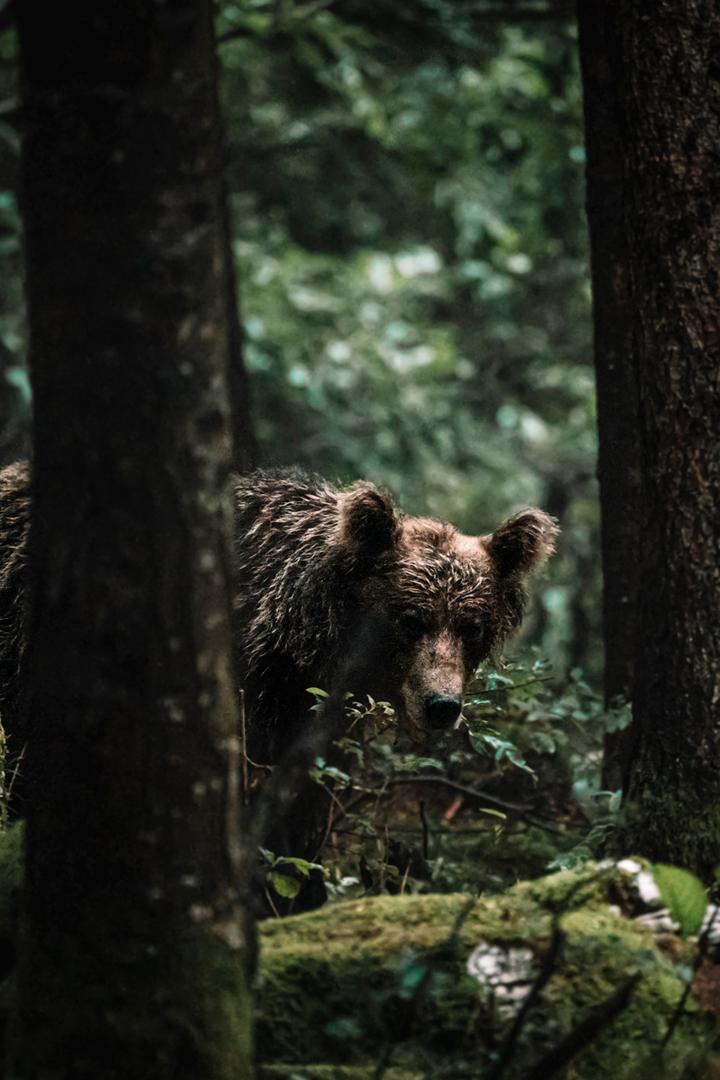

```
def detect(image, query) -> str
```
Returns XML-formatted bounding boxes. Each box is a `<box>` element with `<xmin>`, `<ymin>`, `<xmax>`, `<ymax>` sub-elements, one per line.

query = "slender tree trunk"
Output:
<box><xmin>577</xmin><ymin>1</ymin><xmax>641</xmax><ymax>791</ymax></box>
<box><xmin>601</xmin><ymin>1</ymin><xmax>720</xmax><ymax>873</ymax></box>
<box><xmin>11</xmin><ymin>4</ymin><xmax>253</xmax><ymax>1076</ymax></box>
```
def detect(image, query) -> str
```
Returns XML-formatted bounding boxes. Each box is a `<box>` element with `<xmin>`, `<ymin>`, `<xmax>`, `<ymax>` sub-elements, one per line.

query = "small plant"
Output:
<box><xmin>259</xmin><ymin>846</ymin><xmax>324</xmax><ymax>904</ymax></box>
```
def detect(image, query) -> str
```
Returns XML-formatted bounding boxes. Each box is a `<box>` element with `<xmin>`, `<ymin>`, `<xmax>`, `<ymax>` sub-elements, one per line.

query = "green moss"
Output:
<box><xmin>257</xmin><ymin>865</ymin><xmax>720</xmax><ymax>1079</ymax></box>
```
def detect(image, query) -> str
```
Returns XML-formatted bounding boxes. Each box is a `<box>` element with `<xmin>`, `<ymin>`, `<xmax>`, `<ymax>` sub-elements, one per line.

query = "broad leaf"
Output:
<box><xmin>652</xmin><ymin>864</ymin><xmax>707</xmax><ymax>936</ymax></box>
<box><xmin>268</xmin><ymin>870</ymin><xmax>301</xmax><ymax>899</ymax></box>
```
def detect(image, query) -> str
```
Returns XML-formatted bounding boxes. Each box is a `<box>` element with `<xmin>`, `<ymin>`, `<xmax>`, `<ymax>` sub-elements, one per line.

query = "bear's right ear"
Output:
<box><xmin>340</xmin><ymin>483</ymin><xmax>399</xmax><ymax>556</ymax></box>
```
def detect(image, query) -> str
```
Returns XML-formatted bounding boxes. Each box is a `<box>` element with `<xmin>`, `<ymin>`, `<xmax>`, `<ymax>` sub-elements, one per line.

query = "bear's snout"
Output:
<box><xmin>424</xmin><ymin>694</ymin><xmax>462</xmax><ymax>730</ymax></box>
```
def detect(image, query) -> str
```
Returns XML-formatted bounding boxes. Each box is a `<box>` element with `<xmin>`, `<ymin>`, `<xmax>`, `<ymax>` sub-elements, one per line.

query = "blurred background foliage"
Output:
<box><xmin>0</xmin><ymin>1</ymin><xmax>599</xmax><ymax>680</ymax></box>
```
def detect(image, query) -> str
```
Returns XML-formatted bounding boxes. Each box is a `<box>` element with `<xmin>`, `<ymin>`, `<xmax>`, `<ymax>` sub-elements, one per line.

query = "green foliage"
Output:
<box><xmin>290</xmin><ymin>657</ymin><xmax>628</xmax><ymax>904</ymax></box>
<box><xmin>652</xmin><ymin>865</ymin><xmax>708</xmax><ymax>938</ymax></box>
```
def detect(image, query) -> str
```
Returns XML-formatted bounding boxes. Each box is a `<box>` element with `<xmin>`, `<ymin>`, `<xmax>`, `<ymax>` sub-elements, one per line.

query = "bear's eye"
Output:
<box><xmin>460</xmin><ymin>616</ymin><xmax>487</xmax><ymax>640</ymax></box>
<box><xmin>397</xmin><ymin>611</ymin><xmax>427</xmax><ymax>637</ymax></box>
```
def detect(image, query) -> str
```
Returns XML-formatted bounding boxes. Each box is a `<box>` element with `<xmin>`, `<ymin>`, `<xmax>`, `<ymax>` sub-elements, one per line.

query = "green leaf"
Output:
<box><xmin>306</xmin><ymin>687</ymin><xmax>329</xmax><ymax>698</ymax></box>
<box><xmin>320</xmin><ymin>765</ymin><xmax>351</xmax><ymax>786</ymax></box>
<box><xmin>395</xmin><ymin>958</ymin><xmax>427</xmax><ymax>998</ymax></box>
<box><xmin>652</xmin><ymin>864</ymin><xmax>707</xmax><ymax>936</ymax></box>
<box><xmin>469</xmin><ymin>731</ymin><xmax>536</xmax><ymax>777</ymax></box>
<box><xmin>276</xmin><ymin>856</ymin><xmax>323</xmax><ymax>878</ymax></box>
<box><xmin>486</xmin><ymin>672</ymin><xmax>514</xmax><ymax>691</ymax></box>
<box><xmin>268</xmin><ymin>870</ymin><xmax>301</xmax><ymax>899</ymax></box>
<box><xmin>324</xmin><ymin>1016</ymin><xmax>363</xmax><ymax>1039</ymax></box>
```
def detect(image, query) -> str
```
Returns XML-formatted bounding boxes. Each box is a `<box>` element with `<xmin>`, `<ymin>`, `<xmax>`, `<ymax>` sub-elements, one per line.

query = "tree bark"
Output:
<box><xmin>576</xmin><ymin>1</ymin><xmax>641</xmax><ymax>791</ymax></box>
<box><xmin>603</xmin><ymin>1</ymin><xmax>720</xmax><ymax>873</ymax></box>
<box><xmin>11</xmin><ymin>3</ymin><xmax>253</xmax><ymax>1076</ymax></box>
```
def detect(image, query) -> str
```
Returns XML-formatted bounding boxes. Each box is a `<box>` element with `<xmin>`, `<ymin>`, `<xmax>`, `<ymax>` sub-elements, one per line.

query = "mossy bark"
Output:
<box><xmin>10</xmin><ymin>2</ymin><xmax>253</xmax><ymax>1076</ymax></box>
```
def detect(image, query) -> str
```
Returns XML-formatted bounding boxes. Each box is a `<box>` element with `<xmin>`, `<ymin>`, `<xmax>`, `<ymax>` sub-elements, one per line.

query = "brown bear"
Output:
<box><xmin>0</xmin><ymin>463</ymin><xmax>557</xmax><ymax>829</ymax></box>
<box><xmin>232</xmin><ymin>469</ymin><xmax>557</xmax><ymax>772</ymax></box>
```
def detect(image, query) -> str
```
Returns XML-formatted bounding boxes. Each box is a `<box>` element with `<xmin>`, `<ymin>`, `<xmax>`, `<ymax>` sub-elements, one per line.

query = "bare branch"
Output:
<box><xmin>374</xmin><ymin>775</ymin><xmax>564</xmax><ymax>834</ymax></box>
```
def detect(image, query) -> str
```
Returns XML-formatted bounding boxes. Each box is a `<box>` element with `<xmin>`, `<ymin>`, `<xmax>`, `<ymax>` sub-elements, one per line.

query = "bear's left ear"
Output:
<box><xmin>485</xmin><ymin>509</ymin><xmax>559</xmax><ymax>578</ymax></box>
<box><xmin>340</xmin><ymin>483</ymin><xmax>399</xmax><ymax>556</ymax></box>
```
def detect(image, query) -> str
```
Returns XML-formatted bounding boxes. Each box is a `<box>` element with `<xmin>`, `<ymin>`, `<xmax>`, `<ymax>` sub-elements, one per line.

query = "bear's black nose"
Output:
<box><xmin>425</xmin><ymin>695</ymin><xmax>462</xmax><ymax>729</ymax></box>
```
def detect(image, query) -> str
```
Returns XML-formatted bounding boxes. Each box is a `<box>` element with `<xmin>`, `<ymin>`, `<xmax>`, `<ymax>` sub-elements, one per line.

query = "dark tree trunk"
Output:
<box><xmin>11</xmin><ymin>3</ymin><xmax>253</xmax><ymax>1076</ymax></box>
<box><xmin>599</xmin><ymin>1</ymin><xmax>720</xmax><ymax>873</ymax></box>
<box><xmin>577</xmin><ymin>1</ymin><xmax>641</xmax><ymax>792</ymax></box>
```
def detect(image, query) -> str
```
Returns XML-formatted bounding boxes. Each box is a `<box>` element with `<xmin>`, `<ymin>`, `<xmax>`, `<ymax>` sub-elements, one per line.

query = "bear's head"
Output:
<box><xmin>340</xmin><ymin>483</ymin><xmax>558</xmax><ymax>742</ymax></box>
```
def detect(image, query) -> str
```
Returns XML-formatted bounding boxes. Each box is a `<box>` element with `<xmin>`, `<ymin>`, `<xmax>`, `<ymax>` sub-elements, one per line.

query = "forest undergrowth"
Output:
<box><xmin>259</xmin><ymin>656</ymin><xmax>631</xmax><ymax>911</ymax></box>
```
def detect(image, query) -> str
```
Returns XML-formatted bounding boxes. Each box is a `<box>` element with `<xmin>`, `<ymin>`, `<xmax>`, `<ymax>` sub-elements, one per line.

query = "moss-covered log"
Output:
<box><xmin>256</xmin><ymin>868</ymin><xmax>719</xmax><ymax>1079</ymax></box>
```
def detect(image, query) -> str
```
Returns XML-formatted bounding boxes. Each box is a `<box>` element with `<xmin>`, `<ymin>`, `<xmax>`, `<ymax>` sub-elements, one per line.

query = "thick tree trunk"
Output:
<box><xmin>604</xmin><ymin>1</ymin><xmax>720</xmax><ymax>873</ymax></box>
<box><xmin>576</xmin><ymin>2</ymin><xmax>641</xmax><ymax>792</ymax></box>
<box><xmin>11</xmin><ymin>4</ymin><xmax>253</xmax><ymax>1077</ymax></box>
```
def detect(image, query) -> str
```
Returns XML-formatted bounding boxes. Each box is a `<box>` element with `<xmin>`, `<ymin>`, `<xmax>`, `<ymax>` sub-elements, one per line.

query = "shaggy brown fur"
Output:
<box><xmin>232</xmin><ymin>469</ymin><xmax>558</xmax><ymax>764</ymax></box>
<box><xmin>0</xmin><ymin>464</ymin><xmax>558</xmax><ymax>807</ymax></box>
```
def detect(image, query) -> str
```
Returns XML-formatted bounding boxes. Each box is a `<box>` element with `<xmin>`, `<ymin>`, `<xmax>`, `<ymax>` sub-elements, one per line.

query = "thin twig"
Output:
<box><xmin>380</xmin><ymin>776</ymin><xmax>564</xmax><ymax>834</ymax></box>
<box><xmin>419</xmin><ymin>799</ymin><xmax>430</xmax><ymax>860</ymax></box>
<box><xmin>263</xmin><ymin>885</ymin><xmax>281</xmax><ymax>919</ymax></box>
<box><xmin>239</xmin><ymin>689</ymin><xmax>249</xmax><ymax>807</ymax></box>
<box><xmin>311</xmin><ymin>782</ymin><xmax>347</xmax><ymax>863</ymax></box>
<box><xmin>466</xmin><ymin>675</ymin><xmax>551</xmax><ymax>698</ymax></box>
<box><xmin>523</xmin><ymin>974</ymin><xmax>641</xmax><ymax>1080</ymax></box>
<box><xmin>321</xmin><ymin>773</ymin><xmax>562</xmax><ymax>845</ymax></box>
